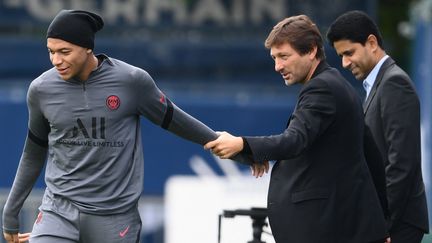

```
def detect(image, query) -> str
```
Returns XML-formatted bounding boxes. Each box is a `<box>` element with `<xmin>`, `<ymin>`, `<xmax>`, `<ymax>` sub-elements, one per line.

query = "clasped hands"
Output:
<box><xmin>204</xmin><ymin>131</ymin><xmax>269</xmax><ymax>178</ymax></box>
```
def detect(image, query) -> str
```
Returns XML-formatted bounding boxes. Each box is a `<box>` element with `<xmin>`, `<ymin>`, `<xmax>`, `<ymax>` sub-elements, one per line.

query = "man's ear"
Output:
<box><xmin>366</xmin><ymin>34</ymin><xmax>379</xmax><ymax>51</ymax></box>
<box><xmin>309</xmin><ymin>46</ymin><xmax>318</xmax><ymax>60</ymax></box>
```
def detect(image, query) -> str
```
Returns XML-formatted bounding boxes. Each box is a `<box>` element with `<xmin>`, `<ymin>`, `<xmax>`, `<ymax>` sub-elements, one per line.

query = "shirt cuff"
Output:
<box><xmin>241</xmin><ymin>137</ymin><xmax>252</xmax><ymax>155</ymax></box>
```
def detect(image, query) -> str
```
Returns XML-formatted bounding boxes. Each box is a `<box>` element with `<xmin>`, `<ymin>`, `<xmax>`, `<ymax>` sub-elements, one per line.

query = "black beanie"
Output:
<box><xmin>47</xmin><ymin>10</ymin><xmax>104</xmax><ymax>49</ymax></box>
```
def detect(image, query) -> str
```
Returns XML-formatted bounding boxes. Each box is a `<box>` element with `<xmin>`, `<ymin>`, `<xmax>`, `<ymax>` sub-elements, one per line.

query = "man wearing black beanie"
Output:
<box><xmin>46</xmin><ymin>10</ymin><xmax>104</xmax><ymax>50</ymax></box>
<box><xmin>2</xmin><ymin>9</ymin><xmax>254</xmax><ymax>243</ymax></box>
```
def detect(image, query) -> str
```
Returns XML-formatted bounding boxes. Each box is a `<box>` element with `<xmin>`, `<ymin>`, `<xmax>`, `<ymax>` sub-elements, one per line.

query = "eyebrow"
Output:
<box><xmin>271</xmin><ymin>51</ymin><xmax>290</xmax><ymax>57</ymax></box>
<box><xmin>338</xmin><ymin>49</ymin><xmax>354</xmax><ymax>56</ymax></box>
<box><xmin>48</xmin><ymin>47</ymin><xmax>71</xmax><ymax>52</ymax></box>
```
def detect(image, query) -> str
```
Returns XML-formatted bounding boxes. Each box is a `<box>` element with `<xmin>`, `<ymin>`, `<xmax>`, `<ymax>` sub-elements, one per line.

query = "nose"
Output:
<box><xmin>50</xmin><ymin>53</ymin><xmax>62</xmax><ymax>66</ymax></box>
<box><xmin>274</xmin><ymin>59</ymin><xmax>283</xmax><ymax>72</ymax></box>
<box><xmin>341</xmin><ymin>56</ymin><xmax>351</xmax><ymax>69</ymax></box>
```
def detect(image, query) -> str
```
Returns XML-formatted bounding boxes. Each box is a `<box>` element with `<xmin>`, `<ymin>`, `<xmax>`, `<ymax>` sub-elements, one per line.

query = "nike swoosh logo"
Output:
<box><xmin>119</xmin><ymin>225</ymin><xmax>130</xmax><ymax>238</ymax></box>
<box><xmin>36</xmin><ymin>211</ymin><xmax>43</xmax><ymax>224</ymax></box>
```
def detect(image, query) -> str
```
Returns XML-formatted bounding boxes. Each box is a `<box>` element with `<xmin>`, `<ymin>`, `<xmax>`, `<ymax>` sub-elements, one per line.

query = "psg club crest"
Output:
<box><xmin>106</xmin><ymin>95</ymin><xmax>120</xmax><ymax>110</ymax></box>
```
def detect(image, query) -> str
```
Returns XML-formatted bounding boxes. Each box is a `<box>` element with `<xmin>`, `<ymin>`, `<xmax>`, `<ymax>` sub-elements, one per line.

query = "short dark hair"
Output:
<box><xmin>265</xmin><ymin>15</ymin><xmax>325</xmax><ymax>60</ymax></box>
<box><xmin>326</xmin><ymin>10</ymin><xmax>384</xmax><ymax>49</ymax></box>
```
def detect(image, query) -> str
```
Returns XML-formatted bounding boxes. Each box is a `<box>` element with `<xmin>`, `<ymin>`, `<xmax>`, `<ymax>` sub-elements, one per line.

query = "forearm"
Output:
<box><xmin>243</xmin><ymin>131</ymin><xmax>306</xmax><ymax>162</ymax></box>
<box><xmin>165</xmin><ymin>102</ymin><xmax>218</xmax><ymax>145</ymax></box>
<box><xmin>135</xmin><ymin>71</ymin><xmax>217</xmax><ymax>145</ymax></box>
<box><xmin>384</xmin><ymin>124</ymin><xmax>420</xmax><ymax>227</ymax></box>
<box><xmin>2</xmin><ymin>137</ymin><xmax>47</xmax><ymax>233</ymax></box>
<box><xmin>385</xmin><ymin>155</ymin><xmax>418</xmax><ymax>228</ymax></box>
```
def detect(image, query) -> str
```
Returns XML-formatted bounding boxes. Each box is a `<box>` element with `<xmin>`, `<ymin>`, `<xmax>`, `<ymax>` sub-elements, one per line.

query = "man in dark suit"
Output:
<box><xmin>205</xmin><ymin>15</ymin><xmax>388</xmax><ymax>243</ymax></box>
<box><xmin>327</xmin><ymin>10</ymin><xmax>429</xmax><ymax>243</ymax></box>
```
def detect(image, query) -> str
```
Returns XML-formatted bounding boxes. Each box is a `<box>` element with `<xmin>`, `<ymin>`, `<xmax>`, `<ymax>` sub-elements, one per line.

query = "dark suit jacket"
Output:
<box><xmin>244</xmin><ymin>61</ymin><xmax>387</xmax><ymax>243</ymax></box>
<box><xmin>363</xmin><ymin>57</ymin><xmax>429</xmax><ymax>233</ymax></box>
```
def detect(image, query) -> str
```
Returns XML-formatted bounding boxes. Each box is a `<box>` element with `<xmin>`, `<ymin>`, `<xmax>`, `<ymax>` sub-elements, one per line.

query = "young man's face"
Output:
<box><xmin>47</xmin><ymin>38</ymin><xmax>91</xmax><ymax>81</ymax></box>
<box><xmin>333</xmin><ymin>39</ymin><xmax>376</xmax><ymax>80</ymax></box>
<box><xmin>270</xmin><ymin>42</ymin><xmax>315</xmax><ymax>86</ymax></box>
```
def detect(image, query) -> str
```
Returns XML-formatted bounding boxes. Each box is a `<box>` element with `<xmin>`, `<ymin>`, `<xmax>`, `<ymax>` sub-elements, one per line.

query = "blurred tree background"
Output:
<box><xmin>378</xmin><ymin>0</ymin><xmax>413</xmax><ymax>73</ymax></box>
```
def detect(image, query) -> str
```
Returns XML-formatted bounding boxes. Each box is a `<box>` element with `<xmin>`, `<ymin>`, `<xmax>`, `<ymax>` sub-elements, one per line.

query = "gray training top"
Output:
<box><xmin>2</xmin><ymin>54</ymin><xmax>221</xmax><ymax>233</ymax></box>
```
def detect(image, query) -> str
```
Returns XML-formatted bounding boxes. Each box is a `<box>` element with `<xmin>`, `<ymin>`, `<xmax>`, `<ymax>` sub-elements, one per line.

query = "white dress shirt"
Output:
<box><xmin>363</xmin><ymin>55</ymin><xmax>389</xmax><ymax>99</ymax></box>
